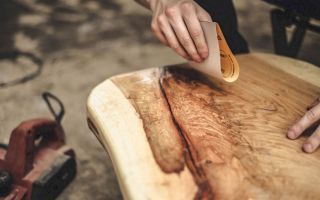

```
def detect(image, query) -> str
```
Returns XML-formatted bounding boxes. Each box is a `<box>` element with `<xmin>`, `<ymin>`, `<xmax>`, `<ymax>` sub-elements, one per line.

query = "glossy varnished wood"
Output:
<box><xmin>87</xmin><ymin>53</ymin><xmax>320</xmax><ymax>200</ymax></box>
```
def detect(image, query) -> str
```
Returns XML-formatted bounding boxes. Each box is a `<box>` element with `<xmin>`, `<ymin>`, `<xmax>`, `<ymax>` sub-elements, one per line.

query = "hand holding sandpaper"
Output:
<box><xmin>147</xmin><ymin>0</ymin><xmax>239</xmax><ymax>82</ymax></box>
<box><xmin>188</xmin><ymin>22</ymin><xmax>240</xmax><ymax>82</ymax></box>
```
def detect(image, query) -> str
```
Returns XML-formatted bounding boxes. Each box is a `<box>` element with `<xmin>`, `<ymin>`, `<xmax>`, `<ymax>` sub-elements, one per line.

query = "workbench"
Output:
<box><xmin>87</xmin><ymin>53</ymin><xmax>320</xmax><ymax>200</ymax></box>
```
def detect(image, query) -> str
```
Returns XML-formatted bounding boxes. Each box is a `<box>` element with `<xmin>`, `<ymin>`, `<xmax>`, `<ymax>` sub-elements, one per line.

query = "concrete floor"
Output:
<box><xmin>0</xmin><ymin>0</ymin><xmax>319</xmax><ymax>199</ymax></box>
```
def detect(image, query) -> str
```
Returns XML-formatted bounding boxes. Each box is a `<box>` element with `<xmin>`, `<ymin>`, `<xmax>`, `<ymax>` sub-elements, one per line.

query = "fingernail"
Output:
<box><xmin>194</xmin><ymin>56</ymin><xmax>202</xmax><ymax>63</ymax></box>
<box><xmin>200</xmin><ymin>52</ymin><xmax>208</xmax><ymax>59</ymax></box>
<box><xmin>303</xmin><ymin>143</ymin><xmax>313</xmax><ymax>153</ymax></box>
<box><xmin>287</xmin><ymin>130</ymin><xmax>296</xmax><ymax>139</ymax></box>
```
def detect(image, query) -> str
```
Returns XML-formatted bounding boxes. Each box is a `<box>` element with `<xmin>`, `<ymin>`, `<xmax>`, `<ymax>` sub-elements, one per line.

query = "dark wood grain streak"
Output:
<box><xmin>158</xmin><ymin>70</ymin><xmax>214</xmax><ymax>199</ymax></box>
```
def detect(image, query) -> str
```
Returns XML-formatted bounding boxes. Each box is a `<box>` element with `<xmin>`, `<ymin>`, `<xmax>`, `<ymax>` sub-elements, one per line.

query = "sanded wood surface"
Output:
<box><xmin>87</xmin><ymin>53</ymin><xmax>320</xmax><ymax>200</ymax></box>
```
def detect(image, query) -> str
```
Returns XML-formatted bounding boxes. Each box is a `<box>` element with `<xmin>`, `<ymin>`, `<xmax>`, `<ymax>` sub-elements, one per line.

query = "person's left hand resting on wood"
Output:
<box><xmin>288</xmin><ymin>98</ymin><xmax>320</xmax><ymax>153</ymax></box>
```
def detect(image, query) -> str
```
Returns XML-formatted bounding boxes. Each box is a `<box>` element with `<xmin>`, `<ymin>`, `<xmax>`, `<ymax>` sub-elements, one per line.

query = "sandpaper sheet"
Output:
<box><xmin>188</xmin><ymin>22</ymin><xmax>240</xmax><ymax>82</ymax></box>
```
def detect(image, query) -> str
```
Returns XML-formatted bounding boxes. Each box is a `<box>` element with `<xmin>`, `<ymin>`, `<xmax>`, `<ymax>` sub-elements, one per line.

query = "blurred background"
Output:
<box><xmin>0</xmin><ymin>0</ymin><xmax>319</xmax><ymax>199</ymax></box>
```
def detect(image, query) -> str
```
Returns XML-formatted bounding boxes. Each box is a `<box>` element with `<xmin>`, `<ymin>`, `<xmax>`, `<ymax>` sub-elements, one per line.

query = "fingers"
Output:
<box><xmin>153</xmin><ymin>14</ymin><xmax>190</xmax><ymax>60</ymax></box>
<box><xmin>181</xmin><ymin>3</ymin><xmax>208</xmax><ymax>59</ymax></box>
<box><xmin>151</xmin><ymin>20</ymin><xmax>168</xmax><ymax>46</ymax></box>
<box><xmin>287</xmin><ymin>102</ymin><xmax>320</xmax><ymax>139</ymax></box>
<box><xmin>150</xmin><ymin>1</ymin><xmax>212</xmax><ymax>62</ymax></box>
<box><xmin>165</xmin><ymin>4</ymin><xmax>202</xmax><ymax>62</ymax></box>
<box><xmin>303</xmin><ymin>125</ymin><xmax>320</xmax><ymax>153</ymax></box>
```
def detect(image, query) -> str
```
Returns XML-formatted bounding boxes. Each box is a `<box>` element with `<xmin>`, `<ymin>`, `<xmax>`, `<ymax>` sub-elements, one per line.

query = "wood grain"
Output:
<box><xmin>87</xmin><ymin>53</ymin><xmax>320</xmax><ymax>200</ymax></box>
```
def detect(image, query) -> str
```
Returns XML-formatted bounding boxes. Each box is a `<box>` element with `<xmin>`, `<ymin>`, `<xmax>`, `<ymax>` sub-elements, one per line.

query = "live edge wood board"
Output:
<box><xmin>87</xmin><ymin>53</ymin><xmax>320</xmax><ymax>200</ymax></box>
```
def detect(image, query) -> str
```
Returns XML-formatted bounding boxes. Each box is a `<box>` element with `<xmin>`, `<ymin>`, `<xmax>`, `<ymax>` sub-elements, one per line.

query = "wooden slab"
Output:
<box><xmin>87</xmin><ymin>53</ymin><xmax>320</xmax><ymax>200</ymax></box>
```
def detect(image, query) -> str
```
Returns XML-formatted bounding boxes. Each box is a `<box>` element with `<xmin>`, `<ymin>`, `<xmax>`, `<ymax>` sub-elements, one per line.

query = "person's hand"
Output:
<box><xmin>148</xmin><ymin>0</ymin><xmax>212</xmax><ymax>62</ymax></box>
<box><xmin>287</xmin><ymin>98</ymin><xmax>320</xmax><ymax>153</ymax></box>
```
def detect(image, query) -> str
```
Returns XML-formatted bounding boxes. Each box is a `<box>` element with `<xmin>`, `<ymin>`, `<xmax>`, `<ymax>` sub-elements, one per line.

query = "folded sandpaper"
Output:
<box><xmin>188</xmin><ymin>22</ymin><xmax>240</xmax><ymax>82</ymax></box>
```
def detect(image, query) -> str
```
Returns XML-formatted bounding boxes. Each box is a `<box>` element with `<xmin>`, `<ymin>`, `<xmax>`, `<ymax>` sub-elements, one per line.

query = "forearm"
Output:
<box><xmin>133</xmin><ymin>0</ymin><xmax>151</xmax><ymax>9</ymax></box>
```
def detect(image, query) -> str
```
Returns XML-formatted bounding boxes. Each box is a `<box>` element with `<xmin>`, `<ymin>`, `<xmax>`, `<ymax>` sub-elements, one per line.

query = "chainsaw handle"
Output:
<box><xmin>4</xmin><ymin>118</ymin><xmax>65</xmax><ymax>181</ymax></box>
